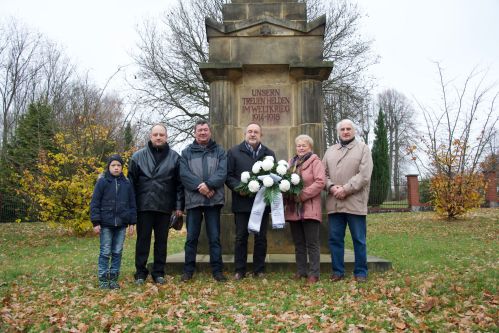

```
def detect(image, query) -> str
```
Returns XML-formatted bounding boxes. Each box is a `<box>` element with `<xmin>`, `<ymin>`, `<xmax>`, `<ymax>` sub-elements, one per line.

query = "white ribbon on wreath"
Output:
<box><xmin>248</xmin><ymin>173</ymin><xmax>285</xmax><ymax>233</ymax></box>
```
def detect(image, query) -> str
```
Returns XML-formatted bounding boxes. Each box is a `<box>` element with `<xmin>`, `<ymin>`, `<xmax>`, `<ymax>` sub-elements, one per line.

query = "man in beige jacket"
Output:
<box><xmin>323</xmin><ymin>119</ymin><xmax>373</xmax><ymax>282</ymax></box>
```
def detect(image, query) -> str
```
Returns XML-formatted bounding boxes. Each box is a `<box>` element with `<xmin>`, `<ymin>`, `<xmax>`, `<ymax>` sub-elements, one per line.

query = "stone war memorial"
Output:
<box><xmin>169</xmin><ymin>0</ymin><xmax>391</xmax><ymax>273</ymax></box>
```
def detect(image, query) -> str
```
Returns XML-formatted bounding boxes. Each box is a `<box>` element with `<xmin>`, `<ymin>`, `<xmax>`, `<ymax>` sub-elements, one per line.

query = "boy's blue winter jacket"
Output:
<box><xmin>90</xmin><ymin>172</ymin><xmax>137</xmax><ymax>228</ymax></box>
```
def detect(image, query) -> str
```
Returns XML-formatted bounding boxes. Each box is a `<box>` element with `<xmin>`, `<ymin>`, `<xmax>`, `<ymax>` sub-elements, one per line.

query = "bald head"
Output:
<box><xmin>245</xmin><ymin>122</ymin><xmax>263</xmax><ymax>148</ymax></box>
<box><xmin>150</xmin><ymin>124</ymin><xmax>168</xmax><ymax>148</ymax></box>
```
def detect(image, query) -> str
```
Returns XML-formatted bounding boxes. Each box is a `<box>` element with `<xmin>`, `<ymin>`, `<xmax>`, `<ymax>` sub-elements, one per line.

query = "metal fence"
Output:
<box><xmin>368</xmin><ymin>181</ymin><xmax>409</xmax><ymax>213</ymax></box>
<box><xmin>0</xmin><ymin>194</ymin><xmax>33</xmax><ymax>223</ymax></box>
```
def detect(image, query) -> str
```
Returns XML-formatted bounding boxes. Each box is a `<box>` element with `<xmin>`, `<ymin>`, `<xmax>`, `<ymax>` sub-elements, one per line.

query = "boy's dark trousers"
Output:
<box><xmin>135</xmin><ymin>211</ymin><xmax>170</xmax><ymax>280</ymax></box>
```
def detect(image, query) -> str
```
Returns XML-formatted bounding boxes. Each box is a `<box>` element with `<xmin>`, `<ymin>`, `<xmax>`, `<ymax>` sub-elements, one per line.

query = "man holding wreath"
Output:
<box><xmin>226</xmin><ymin>122</ymin><xmax>276</xmax><ymax>280</ymax></box>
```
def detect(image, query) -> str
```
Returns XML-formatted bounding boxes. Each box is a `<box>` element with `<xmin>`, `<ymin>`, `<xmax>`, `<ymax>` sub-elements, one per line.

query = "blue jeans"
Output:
<box><xmin>98</xmin><ymin>226</ymin><xmax>126</xmax><ymax>278</ymax></box>
<box><xmin>184</xmin><ymin>206</ymin><xmax>223</xmax><ymax>275</ymax></box>
<box><xmin>328</xmin><ymin>213</ymin><xmax>367</xmax><ymax>278</ymax></box>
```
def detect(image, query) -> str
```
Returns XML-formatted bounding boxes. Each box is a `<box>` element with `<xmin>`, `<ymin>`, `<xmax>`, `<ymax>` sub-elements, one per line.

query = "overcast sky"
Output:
<box><xmin>2</xmin><ymin>0</ymin><xmax>499</xmax><ymax>111</ymax></box>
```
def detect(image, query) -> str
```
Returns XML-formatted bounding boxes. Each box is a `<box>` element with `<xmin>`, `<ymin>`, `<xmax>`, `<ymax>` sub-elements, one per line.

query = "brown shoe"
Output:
<box><xmin>354</xmin><ymin>276</ymin><xmax>367</xmax><ymax>283</ymax></box>
<box><xmin>234</xmin><ymin>272</ymin><xmax>245</xmax><ymax>280</ymax></box>
<box><xmin>330</xmin><ymin>274</ymin><xmax>344</xmax><ymax>282</ymax></box>
<box><xmin>307</xmin><ymin>276</ymin><xmax>319</xmax><ymax>284</ymax></box>
<box><xmin>292</xmin><ymin>273</ymin><xmax>307</xmax><ymax>280</ymax></box>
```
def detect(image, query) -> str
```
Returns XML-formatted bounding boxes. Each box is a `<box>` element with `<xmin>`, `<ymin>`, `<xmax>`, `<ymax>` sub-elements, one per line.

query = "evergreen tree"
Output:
<box><xmin>0</xmin><ymin>103</ymin><xmax>57</xmax><ymax>221</ymax></box>
<box><xmin>7</xmin><ymin>102</ymin><xmax>57</xmax><ymax>173</ymax></box>
<box><xmin>369</xmin><ymin>108</ymin><xmax>390</xmax><ymax>206</ymax></box>
<box><xmin>124</xmin><ymin>121</ymin><xmax>134</xmax><ymax>151</ymax></box>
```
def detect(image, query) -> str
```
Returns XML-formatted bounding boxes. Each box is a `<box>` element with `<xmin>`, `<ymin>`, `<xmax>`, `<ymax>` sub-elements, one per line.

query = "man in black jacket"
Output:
<box><xmin>128</xmin><ymin>124</ymin><xmax>184</xmax><ymax>285</ymax></box>
<box><xmin>226</xmin><ymin>122</ymin><xmax>276</xmax><ymax>280</ymax></box>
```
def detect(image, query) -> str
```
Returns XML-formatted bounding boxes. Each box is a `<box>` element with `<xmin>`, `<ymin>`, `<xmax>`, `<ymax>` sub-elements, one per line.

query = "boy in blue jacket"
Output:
<box><xmin>90</xmin><ymin>154</ymin><xmax>137</xmax><ymax>289</ymax></box>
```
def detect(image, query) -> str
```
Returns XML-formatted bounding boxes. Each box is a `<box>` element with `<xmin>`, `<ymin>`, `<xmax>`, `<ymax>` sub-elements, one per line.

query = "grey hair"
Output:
<box><xmin>295</xmin><ymin>134</ymin><xmax>314</xmax><ymax>149</ymax></box>
<box><xmin>336</xmin><ymin>119</ymin><xmax>356</xmax><ymax>135</ymax></box>
<box><xmin>245</xmin><ymin>122</ymin><xmax>263</xmax><ymax>134</ymax></box>
<box><xmin>194</xmin><ymin>119</ymin><xmax>211</xmax><ymax>131</ymax></box>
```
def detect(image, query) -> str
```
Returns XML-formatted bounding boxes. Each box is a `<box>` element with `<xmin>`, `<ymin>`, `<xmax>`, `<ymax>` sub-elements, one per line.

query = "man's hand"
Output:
<box><xmin>197</xmin><ymin>182</ymin><xmax>211</xmax><ymax>196</ymax></box>
<box><xmin>175</xmin><ymin>210</ymin><xmax>184</xmax><ymax>217</ymax></box>
<box><xmin>198</xmin><ymin>182</ymin><xmax>216</xmax><ymax>198</ymax></box>
<box><xmin>93</xmin><ymin>225</ymin><xmax>101</xmax><ymax>235</ymax></box>
<box><xmin>333</xmin><ymin>185</ymin><xmax>347</xmax><ymax>200</ymax></box>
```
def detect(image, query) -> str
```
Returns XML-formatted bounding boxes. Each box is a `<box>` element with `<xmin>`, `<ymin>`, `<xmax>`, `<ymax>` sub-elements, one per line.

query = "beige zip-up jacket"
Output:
<box><xmin>322</xmin><ymin>139</ymin><xmax>373</xmax><ymax>216</ymax></box>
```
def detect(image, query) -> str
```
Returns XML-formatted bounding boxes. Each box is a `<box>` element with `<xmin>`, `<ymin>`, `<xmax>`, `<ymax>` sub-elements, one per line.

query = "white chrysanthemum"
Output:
<box><xmin>264</xmin><ymin>155</ymin><xmax>275</xmax><ymax>162</ymax></box>
<box><xmin>241</xmin><ymin>171</ymin><xmax>251</xmax><ymax>183</ymax></box>
<box><xmin>261</xmin><ymin>158</ymin><xmax>274</xmax><ymax>171</ymax></box>
<box><xmin>276</xmin><ymin>164</ymin><xmax>288</xmax><ymax>176</ymax></box>
<box><xmin>248</xmin><ymin>180</ymin><xmax>261</xmax><ymax>193</ymax></box>
<box><xmin>279</xmin><ymin>179</ymin><xmax>291</xmax><ymax>192</ymax></box>
<box><xmin>277</xmin><ymin>159</ymin><xmax>288</xmax><ymax>165</ymax></box>
<box><xmin>262</xmin><ymin>176</ymin><xmax>274</xmax><ymax>187</ymax></box>
<box><xmin>290</xmin><ymin>173</ymin><xmax>300</xmax><ymax>185</ymax></box>
<box><xmin>252</xmin><ymin>161</ymin><xmax>262</xmax><ymax>174</ymax></box>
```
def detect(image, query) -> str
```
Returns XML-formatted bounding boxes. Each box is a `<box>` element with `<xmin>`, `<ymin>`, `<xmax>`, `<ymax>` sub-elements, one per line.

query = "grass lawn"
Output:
<box><xmin>1</xmin><ymin>209</ymin><xmax>497</xmax><ymax>332</ymax></box>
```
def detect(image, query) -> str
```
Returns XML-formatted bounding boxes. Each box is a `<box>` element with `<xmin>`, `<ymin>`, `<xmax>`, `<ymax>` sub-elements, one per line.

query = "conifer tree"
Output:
<box><xmin>7</xmin><ymin>102</ymin><xmax>57</xmax><ymax>173</ymax></box>
<box><xmin>369</xmin><ymin>108</ymin><xmax>390</xmax><ymax>206</ymax></box>
<box><xmin>0</xmin><ymin>103</ymin><xmax>57</xmax><ymax>221</ymax></box>
<box><xmin>124</xmin><ymin>121</ymin><xmax>134</xmax><ymax>151</ymax></box>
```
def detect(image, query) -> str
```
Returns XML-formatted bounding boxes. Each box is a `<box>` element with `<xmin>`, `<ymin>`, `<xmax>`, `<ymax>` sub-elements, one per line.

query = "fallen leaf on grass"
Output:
<box><xmin>420</xmin><ymin>297</ymin><xmax>437</xmax><ymax>312</ymax></box>
<box><xmin>77</xmin><ymin>322</ymin><xmax>89</xmax><ymax>333</ymax></box>
<box><xmin>394</xmin><ymin>321</ymin><xmax>406</xmax><ymax>330</ymax></box>
<box><xmin>347</xmin><ymin>324</ymin><xmax>362</xmax><ymax>333</ymax></box>
<box><xmin>404</xmin><ymin>276</ymin><xmax>411</xmax><ymax>287</ymax></box>
<box><xmin>175</xmin><ymin>308</ymin><xmax>186</xmax><ymax>318</ymax></box>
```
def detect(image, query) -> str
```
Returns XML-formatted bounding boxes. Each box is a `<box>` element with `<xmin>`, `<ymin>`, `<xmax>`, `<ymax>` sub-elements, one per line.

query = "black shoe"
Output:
<box><xmin>180</xmin><ymin>272</ymin><xmax>193</xmax><ymax>282</ymax></box>
<box><xmin>154</xmin><ymin>276</ymin><xmax>165</xmax><ymax>285</ymax></box>
<box><xmin>292</xmin><ymin>273</ymin><xmax>307</xmax><ymax>280</ymax></box>
<box><xmin>213</xmin><ymin>273</ymin><xmax>227</xmax><ymax>282</ymax></box>
<box><xmin>354</xmin><ymin>276</ymin><xmax>367</xmax><ymax>283</ymax></box>
<box><xmin>109</xmin><ymin>274</ymin><xmax>120</xmax><ymax>289</ymax></box>
<box><xmin>234</xmin><ymin>272</ymin><xmax>245</xmax><ymax>280</ymax></box>
<box><xmin>253</xmin><ymin>272</ymin><xmax>265</xmax><ymax>278</ymax></box>
<box><xmin>135</xmin><ymin>278</ymin><xmax>146</xmax><ymax>286</ymax></box>
<box><xmin>330</xmin><ymin>274</ymin><xmax>344</xmax><ymax>282</ymax></box>
<box><xmin>98</xmin><ymin>278</ymin><xmax>109</xmax><ymax>289</ymax></box>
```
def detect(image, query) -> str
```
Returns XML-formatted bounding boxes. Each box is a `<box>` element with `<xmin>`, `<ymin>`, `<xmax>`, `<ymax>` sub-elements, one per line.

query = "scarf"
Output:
<box><xmin>290</xmin><ymin>152</ymin><xmax>313</xmax><ymax>175</ymax></box>
<box><xmin>288</xmin><ymin>151</ymin><xmax>313</xmax><ymax>220</ymax></box>
<box><xmin>339</xmin><ymin>137</ymin><xmax>355</xmax><ymax>148</ymax></box>
<box><xmin>244</xmin><ymin>141</ymin><xmax>262</xmax><ymax>159</ymax></box>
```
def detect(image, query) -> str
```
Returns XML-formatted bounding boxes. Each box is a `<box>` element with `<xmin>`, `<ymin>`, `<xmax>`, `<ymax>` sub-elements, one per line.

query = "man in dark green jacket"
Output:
<box><xmin>179</xmin><ymin>120</ymin><xmax>227</xmax><ymax>282</ymax></box>
<box><xmin>128</xmin><ymin>124</ymin><xmax>184</xmax><ymax>285</ymax></box>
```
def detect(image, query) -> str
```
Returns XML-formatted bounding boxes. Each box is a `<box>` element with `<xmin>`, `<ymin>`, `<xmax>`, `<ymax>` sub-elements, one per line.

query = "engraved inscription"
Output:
<box><xmin>241</xmin><ymin>88</ymin><xmax>291</xmax><ymax>124</ymax></box>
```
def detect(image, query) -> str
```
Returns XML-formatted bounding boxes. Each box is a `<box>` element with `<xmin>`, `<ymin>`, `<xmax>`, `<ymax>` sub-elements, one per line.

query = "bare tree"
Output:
<box><xmin>377</xmin><ymin>89</ymin><xmax>417</xmax><ymax>199</ymax></box>
<box><xmin>0</xmin><ymin>18</ymin><xmax>43</xmax><ymax>157</ymax></box>
<box><xmin>131</xmin><ymin>0</ymin><xmax>227</xmax><ymax>146</ymax></box>
<box><xmin>410</xmin><ymin>63</ymin><xmax>498</xmax><ymax>218</ymax></box>
<box><xmin>414</xmin><ymin>63</ymin><xmax>498</xmax><ymax>177</ymax></box>
<box><xmin>54</xmin><ymin>74</ymin><xmax>128</xmax><ymax>159</ymax></box>
<box><xmin>37</xmin><ymin>41</ymin><xmax>75</xmax><ymax>118</ymax></box>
